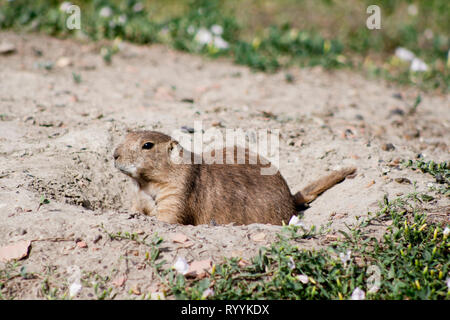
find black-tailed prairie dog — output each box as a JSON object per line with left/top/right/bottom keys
{"left": 113, "top": 131, "right": 356, "bottom": 225}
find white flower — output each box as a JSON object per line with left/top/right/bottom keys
{"left": 410, "top": 58, "right": 428, "bottom": 72}
{"left": 118, "top": 14, "right": 127, "bottom": 25}
{"left": 424, "top": 29, "right": 434, "bottom": 40}
{"left": 351, "top": 287, "right": 366, "bottom": 300}
{"left": 288, "top": 257, "right": 295, "bottom": 270}
{"left": 296, "top": 275, "right": 309, "bottom": 284}
{"left": 187, "top": 25, "right": 196, "bottom": 35}
{"left": 213, "top": 36, "right": 229, "bottom": 49}
{"left": 60, "top": 2, "right": 72, "bottom": 12}
{"left": 173, "top": 256, "right": 189, "bottom": 275}
{"left": 339, "top": 250, "right": 352, "bottom": 266}
{"left": 160, "top": 27, "right": 169, "bottom": 36}
{"left": 395, "top": 47, "right": 415, "bottom": 62}
{"left": 195, "top": 28, "right": 213, "bottom": 45}
{"left": 99, "top": 6, "right": 113, "bottom": 18}
{"left": 211, "top": 24, "right": 223, "bottom": 35}
{"left": 132, "top": 2, "right": 144, "bottom": 13}
{"left": 194, "top": 28, "right": 229, "bottom": 50}
{"left": 407, "top": 4, "right": 418, "bottom": 16}
{"left": 443, "top": 227, "right": 450, "bottom": 237}
{"left": 446, "top": 278, "right": 450, "bottom": 290}
{"left": 447, "top": 50, "right": 450, "bottom": 68}
{"left": 202, "top": 288, "right": 214, "bottom": 299}
{"left": 289, "top": 215, "right": 304, "bottom": 227}
{"left": 69, "top": 282, "right": 82, "bottom": 298}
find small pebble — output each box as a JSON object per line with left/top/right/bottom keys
{"left": 435, "top": 174, "right": 445, "bottom": 184}
{"left": 181, "top": 126, "right": 195, "bottom": 134}
{"left": 76, "top": 241, "right": 88, "bottom": 248}
{"left": 381, "top": 143, "right": 395, "bottom": 151}
{"left": 395, "top": 177, "right": 411, "bottom": 184}
{"left": 17, "top": 228, "right": 27, "bottom": 235}
{"left": 389, "top": 108, "right": 405, "bottom": 117}
{"left": 0, "top": 42, "right": 16, "bottom": 55}
{"left": 403, "top": 129, "right": 420, "bottom": 140}
{"left": 392, "top": 93, "right": 403, "bottom": 100}
{"left": 92, "top": 235, "right": 102, "bottom": 244}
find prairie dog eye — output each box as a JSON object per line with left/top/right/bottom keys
{"left": 142, "top": 142, "right": 154, "bottom": 150}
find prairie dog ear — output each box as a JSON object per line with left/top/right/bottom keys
{"left": 167, "top": 140, "right": 179, "bottom": 152}
{"left": 168, "top": 140, "right": 183, "bottom": 164}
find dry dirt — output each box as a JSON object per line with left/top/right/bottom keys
{"left": 0, "top": 31, "right": 449, "bottom": 299}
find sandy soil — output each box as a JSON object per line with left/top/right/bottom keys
{"left": 0, "top": 31, "right": 448, "bottom": 299}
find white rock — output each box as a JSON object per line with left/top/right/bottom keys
{"left": 0, "top": 42, "right": 16, "bottom": 54}
{"left": 56, "top": 57, "right": 72, "bottom": 68}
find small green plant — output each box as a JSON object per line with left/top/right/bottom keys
{"left": 72, "top": 72, "right": 82, "bottom": 84}
{"left": 403, "top": 160, "right": 449, "bottom": 195}
{"left": 40, "top": 195, "right": 50, "bottom": 204}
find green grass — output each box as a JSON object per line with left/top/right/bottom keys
{"left": 0, "top": 0, "right": 448, "bottom": 91}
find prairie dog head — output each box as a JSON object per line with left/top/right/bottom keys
{"left": 113, "top": 131, "right": 179, "bottom": 182}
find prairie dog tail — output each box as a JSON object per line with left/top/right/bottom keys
{"left": 293, "top": 167, "right": 356, "bottom": 206}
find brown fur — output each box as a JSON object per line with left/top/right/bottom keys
{"left": 113, "top": 131, "right": 356, "bottom": 225}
